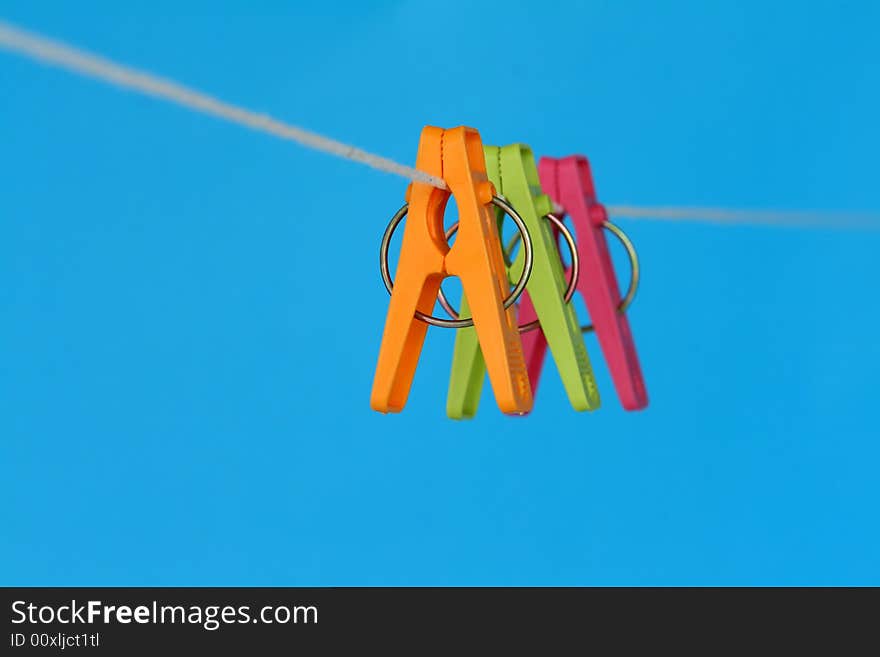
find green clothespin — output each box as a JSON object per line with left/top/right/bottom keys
{"left": 446, "top": 144, "right": 600, "bottom": 418}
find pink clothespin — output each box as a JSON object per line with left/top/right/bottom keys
{"left": 519, "top": 156, "right": 648, "bottom": 410}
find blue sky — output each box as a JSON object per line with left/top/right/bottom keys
{"left": 1, "top": 1, "right": 879, "bottom": 584}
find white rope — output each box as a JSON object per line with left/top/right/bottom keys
{"left": 606, "top": 205, "right": 880, "bottom": 229}
{"left": 0, "top": 19, "right": 447, "bottom": 190}
{"left": 2, "top": 18, "right": 879, "bottom": 229}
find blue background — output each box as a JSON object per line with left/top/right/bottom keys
{"left": 2, "top": 1, "right": 878, "bottom": 585}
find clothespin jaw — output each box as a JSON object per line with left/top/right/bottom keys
{"left": 371, "top": 126, "right": 532, "bottom": 415}
{"left": 447, "top": 144, "right": 600, "bottom": 419}
{"left": 532, "top": 155, "right": 648, "bottom": 410}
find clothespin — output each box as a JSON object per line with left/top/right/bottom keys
{"left": 446, "top": 144, "right": 600, "bottom": 418}
{"left": 371, "top": 126, "right": 533, "bottom": 415}
{"left": 520, "top": 156, "right": 648, "bottom": 410}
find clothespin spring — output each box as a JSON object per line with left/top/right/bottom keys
{"left": 580, "top": 221, "right": 640, "bottom": 334}
{"left": 379, "top": 195, "right": 534, "bottom": 329}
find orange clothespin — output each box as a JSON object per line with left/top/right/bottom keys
{"left": 371, "top": 126, "right": 533, "bottom": 415}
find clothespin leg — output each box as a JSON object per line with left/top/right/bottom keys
{"left": 508, "top": 236, "right": 600, "bottom": 411}
{"left": 370, "top": 265, "right": 444, "bottom": 413}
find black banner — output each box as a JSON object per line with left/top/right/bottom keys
{"left": 1, "top": 587, "right": 875, "bottom": 653}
